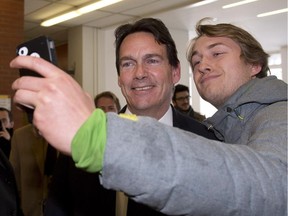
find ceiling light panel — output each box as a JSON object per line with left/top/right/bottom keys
{"left": 222, "top": 0, "right": 258, "bottom": 9}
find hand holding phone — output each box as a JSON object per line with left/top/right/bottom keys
{"left": 15, "top": 36, "right": 58, "bottom": 122}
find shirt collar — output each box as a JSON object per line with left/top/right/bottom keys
{"left": 125, "top": 105, "right": 173, "bottom": 126}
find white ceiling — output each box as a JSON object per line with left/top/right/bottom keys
{"left": 24, "top": 0, "right": 287, "bottom": 53}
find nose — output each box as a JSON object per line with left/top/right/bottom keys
{"left": 198, "top": 58, "right": 211, "bottom": 74}
{"left": 134, "top": 63, "right": 147, "bottom": 80}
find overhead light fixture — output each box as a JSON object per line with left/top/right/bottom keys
{"left": 41, "top": 0, "right": 122, "bottom": 27}
{"left": 222, "top": 0, "right": 258, "bottom": 9}
{"left": 257, "top": 8, "right": 288, "bottom": 17}
{"left": 190, "top": 0, "right": 218, "bottom": 8}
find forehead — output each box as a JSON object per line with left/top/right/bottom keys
{"left": 120, "top": 32, "right": 166, "bottom": 56}
{"left": 176, "top": 91, "right": 189, "bottom": 96}
{"left": 193, "top": 36, "right": 240, "bottom": 53}
{"left": 97, "top": 97, "right": 115, "bottom": 105}
{"left": 0, "top": 110, "right": 9, "bottom": 119}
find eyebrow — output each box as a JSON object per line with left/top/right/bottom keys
{"left": 119, "top": 56, "right": 135, "bottom": 62}
{"left": 191, "top": 42, "right": 226, "bottom": 58}
{"left": 144, "top": 53, "right": 163, "bottom": 59}
{"left": 120, "top": 53, "right": 163, "bottom": 62}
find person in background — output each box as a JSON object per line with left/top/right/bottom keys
{"left": 10, "top": 120, "right": 55, "bottom": 216}
{"left": 114, "top": 18, "right": 217, "bottom": 216}
{"left": 0, "top": 108, "right": 23, "bottom": 216}
{"left": 0, "top": 148, "right": 23, "bottom": 216}
{"left": 44, "top": 91, "right": 121, "bottom": 215}
{"left": 94, "top": 91, "right": 121, "bottom": 113}
{"left": 172, "top": 84, "right": 206, "bottom": 122}
{"left": 0, "top": 107, "right": 14, "bottom": 158}
{"left": 10, "top": 18, "right": 287, "bottom": 216}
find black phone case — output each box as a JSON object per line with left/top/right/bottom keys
{"left": 15, "top": 36, "right": 57, "bottom": 123}
{"left": 16, "top": 35, "right": 57, "bottom": 77}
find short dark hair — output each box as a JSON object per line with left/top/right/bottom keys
{"left": 94, "top": 91, "right": 121, "bottom": 112}
{"left": 114, "top": 17, "right": 179, "bottom": 75}
{"left": 0, "top": 107, "right": 13, "bottom": 122}
{"left": 187, "top": 18, "right": 269, "bottom": 78}
{"left": 172, "top": 84, "right": 189, "bottom": 101}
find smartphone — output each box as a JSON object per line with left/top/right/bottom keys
{"left": 16, "top": 35, "right": 57, "bottom": 77}
{"left": 16, "top": 36, "right": 58, "bottom": 122}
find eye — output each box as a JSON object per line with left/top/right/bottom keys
{"left": 192, "top": 61, "right": 200, "bottom": 68}
{"left": 213, "top": 52, "right": 223, "bottom": 57}
{"left": 18, "top": 46, "right": 28, "bottom": 56}
{"left": 146, "top": 57, "right": 159, "bottom": 64}
{"left": 191, "top": 56, "right": 201, "bottom": 68}
{"left": 120, "top": 60, "right": 135, "bottom": 69}
{"left": 191, "top": 55, "right": 202, "bottom": 69}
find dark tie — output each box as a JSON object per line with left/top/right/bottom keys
{"left": 44, "top": 144, "right": 57, "bottom": 176}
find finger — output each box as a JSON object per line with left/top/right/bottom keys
{"left": 10, "top": 56, "right": 62, "bottom": 78}
{"left": 13, "top": 89, "right": 38, "bottom": 109}
{"left": 12, "top": 76, "right": 46, "bottom": 92}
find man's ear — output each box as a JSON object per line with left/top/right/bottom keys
{"left": 118, "top": 77, "right": 121, "bottom": 87}
{"left": 172, "top": 63, "right": 181, "bottom": 84}
{"left": 251, "top": 64, "right": 262, "bottom": 77}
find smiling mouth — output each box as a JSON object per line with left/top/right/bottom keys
{"left": 132, "top": 86, "right": 154, "bottom": 91}
{"left": 201, "top": 75, "right": 219, "bottom": 84}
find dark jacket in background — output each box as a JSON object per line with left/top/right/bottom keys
{"left": 0, "top": 149, "right": 23, "bottom": 216}
{"left": 44, "top": 153, "right": 115, "bottom": 216}
{"left": 0, "top": 128, "right": 13, "bottom": 158}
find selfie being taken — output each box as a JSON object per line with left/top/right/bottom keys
{"left": 1, "top": 0, "right": 287, "bottom": 216}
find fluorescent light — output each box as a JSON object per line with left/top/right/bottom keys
{"left": 190, "top": 0, "right": 218, "bottom": 8}
{"left": 41, "top": 0, "right": 122, "bottom": 27}
{"left": 78, "top": 0, "right": 122, "bottom": 14}
{"left": 41, "top": 11, "right": 81, "bottom": 27}
{"left": 257, "top": 8, "right": 288, "bottom": 17}
{"left": 222, "top": 0, "right": 258, "bottom": 9}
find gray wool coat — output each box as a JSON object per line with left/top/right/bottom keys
{"left": 101, "top": 76, "right": 287, "bottom": 216}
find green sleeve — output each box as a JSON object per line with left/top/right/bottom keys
{"left": 71, "top": 109, "right": 107, "bottom": 172}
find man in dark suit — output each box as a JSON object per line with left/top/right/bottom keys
{"left": 115, "top": 18, "right": 217, "bottom": 216}
{"left": 0, "top": 142, "right": 23, "bottom": 216}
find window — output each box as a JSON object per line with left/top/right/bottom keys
{"left": 269, "top": 53, "right": 282, "bottom": 80}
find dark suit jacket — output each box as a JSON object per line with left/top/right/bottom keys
{"left": 0, "top": 128, "right": 13, "bottom": 158}
{"left": 0, "top": 149, "right": 23, "bottom": 216}
{"left": 121, "top": 105, "right": 218, "bottom": 216}
{"left": 44, "top": 153, "right": 116, "bottom": 216}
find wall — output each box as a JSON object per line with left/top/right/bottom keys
{"left": 56, "top": 43, "right": 68, "bottom": 72}
{"left": 0, "top": 0, "right": 26, "bottom": 129}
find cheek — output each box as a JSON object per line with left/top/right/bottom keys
{"left": 118, "top": 75, "right": 128, "bottom": 88}
{"left": 193, "top": 72, "right": 200, "bottom": 85}
{"left": 162, "top": 70, "right": 177, "bottom": 85}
